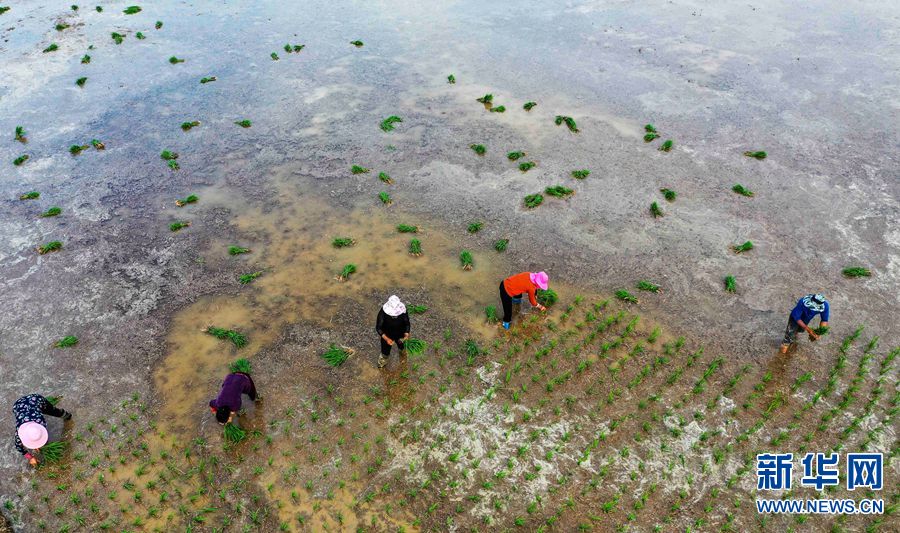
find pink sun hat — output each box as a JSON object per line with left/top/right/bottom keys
{"left": 530, "top": 271, "right": 549, "bottom": 290}
{"left": 17, "top": 422, "right": 48, "bottom": 450}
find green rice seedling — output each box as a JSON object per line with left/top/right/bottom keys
{"left": 658, "top": 139, "right": 673, "bottom": 152}
{"left": 378, "top": 191, "right": 392, "bottom": 205}
{"left": 545, "top": 185, "right": 574, "bottom": 198}
{"left": 55, "top": 336, "right": 78, "bottom": 348}
{"left": 70, "top": 5, "right": 77, "bottom": 10}
{"left": 332, "top": 237, "right": 355, "bottom": 248}
{"left": 489, "top": 105, "right": 506, "bottom": 113}
{"left": 181, "top": 121, "right": 200, "bottom": 131}
{"left": 459, "top": 250, "right": 473, "bottom": 270}
{"left": 811, "top": 326, "right": 829, "bottom": 336}
{"left": 223, "top": 424, "right": 246, "bottom": 444}
{"left": 524, "top": 193, "right": 543, "bottom": 208}
{"left": 350, "top": 40, "right": 364, "bottom": 47}
{"left": 228, "top": 246, "right": 250, "bottom": 255}
{"left": 13, "top": 155, "right": 29, "bottom": 166}
{"left": 378, "top": 172, "right": 393, "bottom": 184}
{"left": 135, "top": 32, "right": 145, "bottom": 40}
{"left": 229, "top": 358, "right": 252, "bottom": 374}
{"left": 283, "top": 44, "right": 292, "bottom": 53}
{"left": 321, "top": 344, "right": 352, "bottom": 366}
{"left": 205, "top": 326, "right": 248, "bottom": 348}
{"left": 447, "top": 74, "right": 456, "bottom": 84}
{"left": 45, "top": 396, "right": 60, "bottom": 406}
{"left": 636, "top": 280, "right": 660, "bottom": 293}
{"left": 524, "top": 101, "right": 537, "bottom": 111}
{"left": 408, "top": 238, "right": 422, "bottom": 256}
{"left": 155, "top": 21, "right": 163, "bottom": 29}
{"left": 519, "top": 161, "right": 536, "bottom": 172}
{"left": 732, "top": 241, "right": 753, "bottom": 254}
{"left": 476, "top": 94, "right": 493, "bottom": 104}
{"left": 571, "top": 169, "right": 590, "bottom": 179}
{"left": 660, "top": 188, "right": 676, "bottom": 201}
{"left": 351, "top": 165, "right": 369, "bottom": 174}
{"left": 160, "top": 150, "right": 177, "bottom": 161}
{"left": 470, "top": 144, "right": 486, "bottom": 155}
{"left": 235, "top": 119, "right": 252, "bottom": 128}
{"left": 41, "top": 442, "right": 66, "bottom": 463}
{"left": 14, "top": 125, "right": 26, "bottom": 142}
{"left": 507, "top": 151, "right": 525, "bottom": 161}
{"left": 43, "top": 43, "right": 59, "bottom": 53}
{"left": 123, "top": 6, "right": 141, "bottom": 14}
{"left": 615, "top": 289, "right": 638, "bottom": 303}
{"left": 397, "top": 224, "right": 418, "bottom": 234}
{"left": 95, "top": 6, "right": 102, "bottom": 12}
{"left": 842, "top": 267, "right": 871, "bottom": 278}
{"left": 81, "top": 54, "right": 90, "bottom": 64}
{"left": 38, "top": 241, "right": 63, "bottom": 254}
{"left": 405, "top": 338, "right": 426, "bottom": 355}
{"left": 494, "top": 238, "right": 509, "bottom": 252}
{"left": 724, "top": 275, "right": 736, "bottom": 293}
{"left": 292, "top": 44, "right": 305, "bottom": 52}
{"left": 56, "top": 23, "right": 70, "bottom": 31}
{"left": 169, "top": 221, "right": 190, "bottom": 232}
{"left": 380, "top": 115, "right": 403, "bottom": 132}
{"left": 645, "top": 124, "right": 657, "bottom": 133}
{"left": 732, "top": 184, "right": 754, "bottom": 197}
{"left": 554, "top": 115, "right": 578, "bottom": 132}
{"left": 90, "top": 139, "right": 105, "bottom": 149}
{"left": 167, "top": 160, "right": 179, "bottom": 170}
{"left": 537, "top": 288, "right": 558, "bottom": 307}
{"left": 200, "top": 76, "right": 217, "bottom": 83}
{"left": 0, "top": 6, "right": 10, "bottom": 15}
{"left": 20, "top": 191, "right": 40, "bottom": 200}
{"left": 407, "top": 304, "right": 427, "bottom": 314}
{"left": 743, "top": 151, "right": 767, "bottom": 159}
{"left": 650, "top": 202, "right": 664, "bottom": 218}
{"left": 111, "top": 33, "right": 124, "bottom": 45}
{"left": 70, "top": 144, "right": 88, "bottom": 155}
{"left": 467, "top": 221, "right": 483, "bottom": 233}
{"left": 41, "top": 207, "right": 62, "bottom": 218}
{"left": 337, "top": 264, "right": 356, "bottom": 281}
{"left": 643, "top": 132, "right": 660, "bottom": 142}
{"left": 239, "top": 271, "right": 263, "bottom": 285}
{"left": 485, "top": 306, "right": 499, "bottom": 323}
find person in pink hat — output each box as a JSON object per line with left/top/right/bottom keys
{"left": 375, "top": 295, "right": 411, "bottom": 368}
{"left": 12, "top": 394, "right": 72, "bottom": 466}
{"left": 499, "top": 271, "right": 549, "bottom": 329}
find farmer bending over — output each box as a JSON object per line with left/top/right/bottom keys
{"left": 13, "top": 394, "right": 72, "bottom": 467}
{"left": 780, "top": 293, "right": 830, "bottom": 354}
{"left": 209, "top": 369, "right": 259, "bottom": 425}
{"left": 376, "top": 295, "right": 410, "bottom": 368}
{"left": 499, "top": 271, "right": 548, "bottom": 330}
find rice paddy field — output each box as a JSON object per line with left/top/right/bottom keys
{"left": 1, "top": 1, "right": 898, "bottom": 532}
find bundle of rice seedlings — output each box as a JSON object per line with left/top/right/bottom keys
{"left": 169, "top": 221, "right": 190, "bottom": 232}
{"left": 168, "top": 159, "right": 179, "bottom": 169}
{"left": 54, "top": 336, "right": 78, "bottom": 348}
{"left": 135, "top": 32, "right": 145, "bottom": 40}
{"left": 537, "top": 288, "right": 558, "bottom": 307}
{"left": 96, "top": 6, "right": 103, "bottom": 12}
{"left": 447, "top": 74, "right": 456, "bottom": 84}
{"left": 615, "top": 289, "right": 638, "bottom": 303}
{"left": 70, "top": 5, "right": 77, "bottom": 10}
{"left": 200, "top": 76, "right": 217, "bottom": 84}
{"left": 507, "top": 151, "right": 526, "bottom": 161}
{"left": 321, "top": 344, "right": 352, "bottom": 366}
{"left": 14, "top": 126, "right": 26, "bottom": 143}
{"left": 407, "top": 304, "right": 427, "bottom": 314}
{"left": 13, "top": 155, "right": 29, "bottom": 166}
{"left": 205, "top": 326, "right": 247, "bottom": 348}
{"left": 724, "top": 275, "right": 736, "bottom": 293}
{"left": 644, "top": 132, "right": 660, "bottom": 142}
{"left": 40, "top": 207, "right": 62, "bottom": 218}
{"left": 380, "top": 116, "right": 402, "bottom": 132}
{"left": 554, "top": 115, "right": 578, "bottom": 132}
{"left": 408, "top": 238, "right": 422, "bottom": 257}
{"left": 81, "top": 55, "right": 90, "bottom": 64}
{"left": 636, "top": 280, "right": 660, "bottom": 293}
{"left": 229, "top": 358, "right": 252, "bottom": 374}
{"left": 545, "top": 185, "right": 574, "bottom": 198}
{"left": 841, "top": 267, "right": 871, "bottom": 278}
{"left": 467, "top": 221, "right": 483, "bottom": 233}
{"left": 0, "top": 6, "right": 10, "bottom": 15}
{"left": 397, "top": 224, "right": 418, "bottom": 233}
{"left": 459, "top": 250, "right": 473, "bottom": 270}
{"left": 20, "top": 191, "right": 40, "bottom": 200}
{"left": 181, "top": 121, "right": 200, "bottom": 131}
{"left": 238, "top": 271, "right": 263, "bottom": 285}
{"left": 650, "top": 202, "right": 664, "bottom": 218}
{"left": 732, "top": 241, "right": 753, "bottom": 254}
{"left": 45, "top": 396, "right": 60, "bottom": 405}
{"left": 476, "top": 94, "right": 493, "bottom": 104}
{"left": 332, "top": 237, "right": 355, "bottom": 248}
{"left": 337, "top": 264, "right": 356, "bottom": 281}
{"left": 234, "top": 119, "right": 252, "bottom": 128}
{"left": 494, "top": 238, "right": 509, "bottom": 252}
{"left": 270, "top": 52, "right": 280, "bottom": 60}
{"left": 350, "top": 165, "right": 369, "bottom": 174}
{"left": 155, "top": 21, "right": 163, "bottom": 29}
{"left": 123, "top": 6, "right": 141, "bottom": 14}
{"left": 518, "top": 161, "right": 536, "bottom": 172}
{"left": 38, "top": 241, "right": 63, "bottom": 254}
{"left": 470, "top": 144, "right": 486, "bottom": 155}
{"left": 160, "top": 150, "right": 178, "bottom": 161}
{"left": 405, "top": 338, "right": 426, "bottom": 355}
{"left": 41, "top": 441, "right": 66, "bottom": 463}
{"left": 90, "top": 139, "right": 105, "bottom": 149}
{"left": 571, "top": 169, "right": 590, "bottom": 179}
{"left": 228, "top": 246, "right": 251, "bottom": 255}
{"left": 743, "top": 151, "right": 767, "bottom": 159}
{"left": 524, "top": 193, "right": 543, "bottom": 208}
{"left": 489, "top": 105, "right": 506, "bottom": 113}
{"left": 175, "top": 194, "right": 198, "bottom": 207}
{"left": 111, "top": 32, "right": 124, "bottom": 45}
{"left": 523, "top": 101, "right": 537, "bottom": 111}
{"left": 660, "top": 188, "right": 676, "bottom": 202}
{"left": 223, "top": 423, "right": 246, "bottom": 444}
{"left": 378, "top": 191, "right": 392, "bottom": 205}
{"left": 69, "top": 144, "right": 88, "bottom": 155}
{"left": 350, "top": 40, "right": 364, "bottom": 47}
{"left": 644, "top": 124, "right": 657, "bottom": 133}
{"left": 485, "top": 306, "right": 499, "bottom": 323}
{"left": 658, "top": 140, "right": 673, "bottom": 152}
{"left": 378, "top": 172, "right": 393, "bottom": 184}
{"left": 811, "top": 326, "right": 829, "bottom": 336}
{"left": 732, "top": 184, "right": 754, "bottom": 197}
{"left": 43, "top": 43, "right": 59, "bottom": 53}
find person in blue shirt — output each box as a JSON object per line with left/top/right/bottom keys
{"left": 780, "top": 293, "right": 830, "bottom": 353}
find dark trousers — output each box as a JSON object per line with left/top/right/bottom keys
{"left": 380, "top": 336, "right": 405, "bottom": 356}
{"left": 42, "top": 402, "right": 68, "bottom": 419}
{"left": 500, "top": 282, "right": 514, "bottom": 323}
{"left": 782, "top": 319, "right": 801, "bottom": 345}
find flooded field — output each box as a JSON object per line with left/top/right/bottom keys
{"left": 1, "top": 1, "right": 898, "bottom": 532}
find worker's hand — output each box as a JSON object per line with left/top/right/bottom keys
{"left": 538, "top": 305, "right": 547, "bottom": 312}
{"left": 254, "top": 396, "right": 263, "bottom": 403}
{"left": 28, "top": 457, "right": 38, "bottom": 467}
{"left": 384, "top": 336, "right": 393, "bottom": 346}
{"left": 809, "top": 332, "right": 820, "bottom": 341}
{"left": 403, "top": 333, "right": 410, "bottom": 340}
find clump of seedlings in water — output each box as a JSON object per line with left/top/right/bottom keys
{"left": 56, "top": 23, "right": 70, "bottom": 31}
{"left": 351, "top": 165, "right": 369, "bottom": 174}
{"left": 270, "top": 52, "right": 279, "bottom": 60}
{"left": 205, "top": 326, "right": 248, "bottom": 348}
{"left": 239, "top": 271, "right": 263, "bottom": 285}
{"left": 38, "top": 241, "right": 63, "bottom": 254}
{"left": 489, "top": 105, "right": 506, "bottom": 113}
{"left": 20, "top": 191, "right": 40, "bottom": 200}
{"left": 0, "top": 6, "right": 10, "bottom": 15}
{"left": 732, "top": 184, "right": 754, "bottom": 197}
{"left": 123, "top": 6, "right": 141, "bottom": 14}
{"left": 615, "top": 289, "right": 638, "bottom": 303}
{"left": 397, "top": 224, "right": 418, "bottom": 233}
{"left": 408, "top": 238, "right": 422, "bottom": 257}
{"left": 524, "top": 101, "right": 537, "bottom": 111}
{"left": 378, "top": 191, "right": 392, "bottom": 205}
{"left": 223, "top": 423, "right": 246, "bottom": 444}
{"left": 554, "top": 115, "right": 578, "bottom": 132}
{"left": 81, "top": 54, "right": 90, "bottom": 64}
{"left": 571, "top": 169, "right": 590, "bottom": 179}
{"left": 160, "top": 150, "right": 178, "bottom": 170}
{"left": 378, "top": 172, "right": 393, "bottom": 184}
{"left": 447, "top": 74, "right": 456, "bottom": 84}
{"left": 380, "top": 115, "right": 403, "bottom": 132}
{"left": 724, "top": 275, "right": 736, "bottom": 293}
{"left": 732, "top": 241, "right": 754, "bottom": 254}
{"left": 55, "top": 336, "right": 78, "bottom": 348}
{"left": 181, "top": 121, "right": 200, "bottom": 131}
{"left": 96, "top": 6, "right": 103, "bottom": 12}
{"left": 524, "top": 193, "right": 543, "bottom": 208}
{"left": 234, "top": 119, "right": 252, "bottom": 128}
{"left": 476, "top": 94, "right": 493, "bottom": 104}
{"left": 169, "top": 221, "right": 190, "bottom": 232}
{"left": 90, "top": 139, "right": 104, "bottom": 150}
{"left": 111, "top": 33, "right": 124, "bottom": 45}
{"left": 70, "top": 144, "right": 88, "bottom": 155}
{"left": 645, "top": 124, "right": 657, "bottom": 133}
{"left": 43, "top": 43, "right": 59, "bottom": 53}
{"left": 470, "top": 144, "right": 486, "bottom": 155}
{"left": 228, "top": 246, "right": 251, "bottom": 255}
{"left": 459, "top": 250, "right": 473, "bottom": 270}
{"left": 658, "top": 139, "right": 673, "bottom": 152}
{"left": 15, "top": 126, "right": 26, "bottom": 143}
{"left": 545, "top": 185, "right": 574, "bottom": 198}
{"left": 155, "top": 21, "right": 163, "bottom": 29}
{"left": 537, "top": 288, "right": 558, "bottom": 306}
{"left": 467, "top": 221, "right": 483, "bottom": 233}
{"left": 350, "top": 40, "right": 364, "bottom": 47}
{"left": 337, "top": 264, "right": 356, "bottom": 281}
{"left": 660, "top": 188, "right": 676, "bottom": 202}
{"left": 636, "top": 280, "right": 660, "bottom": 293}
{"left": 519, "top": 161, "right": 536, "bottom": 172}
{"left": 175, "top": 194, "right": 198, "bottom": 207}
{"left": 41, "top": 207, "right": 62, "bottom": 218}
{"left": 200, "top": 76, "right": 217, "bottom": 84}
{"left": 283, "top": 43, "right": 305, "bottom": 53}
{"left": 842, "top": 267, "right": 871, "bottom": 278}
{"left": 135, "top": 32, "right": 145, "bottom": 40}
{"left": 13, "top": 155, "right": 29, "bottom": 166}
{"left": 743, "top": 151, "right": 767, "bottom": 159}
{"left": 331, "top": 237, "right": 355, "bottom": 248}
{"left": 650, "top": 202, "right": 664, "bottom": 218}
{"left": 507, "top": 151, "right": 525, "bottom": 161}
{"left": 494, "top": 238, "right": 509, "bottom": 252}
{"left": 644, "top": 124, "right": 660, "bottom": 142}
{"left": 322, "top": 344, "right": 352, "bottom": 366}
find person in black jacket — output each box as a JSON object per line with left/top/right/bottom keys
{"left": 375, "top": 295, "right": 411, "bottom": 368}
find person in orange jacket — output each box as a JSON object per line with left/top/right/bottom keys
{"left": 499, "top": 271, "right": 548, "bottom": 329}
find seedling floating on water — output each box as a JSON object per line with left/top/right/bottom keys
{"left": 239, "top": 271, "right": 263, "bottom": 285}
{"left": 650, "top": 202, "right": 664, "bottom": 218}
{"left": 155, "top": 21, "right": 163, "bottom": 29}
{"left": 537, "top": 288, "right": 558, "bottom": 307}
{"left": 732, "top": 241, "right": 754, "bottom": 254}
{"left": 524, "top": 101, "right": 537, "bottom": 111}
{"left": 459, "top": 250, "right": 473, "bottom": 270}
{"left": 724, "top": 275, "right": 736, "bottom": 293}
{"left": 351, "top": 165, "right": 369, "bottom": 174}
{"left": 660, "top": 188, "right": 676, "bottom": 201}
{"left": 38, "top": 241, "right": 63, "bottom": 254}
{"left": 467, "top": 221, "right": 483, "bottom": 233}
{"left": 397, "top": 224, "right": 418, "bottom": 233}
{"left": 489, "top": 105, "right": 506, "bottom": 113}
{"left": 524, "top": 193, "right": 543, "bottom": 208}
{"left": 408, "top": 238, "right": 422, "bottom": 257}
{"left": 284, "top": 43, "right": 305, "bottom": 53}
{"left": 81, "top": 54, "right": 90, "bottom": 64}
{"left": 123, "top": 6, "right": 141, "bottom": 14}
{"left": 111, "top": 33, "right": 124, "bottom": 45}
{"left": 507, "top": 151, "right": 526, "bottom": 161}
{"left": 90, "top": 139, "right": 105, "bottom": 150}
{"left": 519, "top": 161, "right": 536, "bottom": 172}
{"left": 235, "top": 119, "right": 252, "bottom": 128}
{"left": 378, "top": 191, "right": 392, "bottom": 205}
{"left": 200, "top": 76, "right": 217, "bottom": 84}
{"left": 337, "top": 264, "right": 356, "bottom": 281}
{"left": 378, "top": 172, "right": 393, "bottom": 184}
{"left": 43, "top": 43, "right": 59, "bottom": 53}
{"left": 206, "top": 326, "right": 248, "bottom": 348}
{"left": 658, "top": 139, "right": 673, "bottom": 152}
{"left": 331, "top": 237, "right": 355, "bottom": 248}
{"left": 41, "top": 207, "right": 62, "bottom": 218}
{"left": 160, "top": 150, "right": 178, "bottom": 161}
{"left": 228, "top": 246, "right": 251, "bottom": 255}
{"left": 554, "top": 115, "right": 578, "bottom": 132}
{"left": 494, "top": 238, "right": 509, "bottom": 252}
{"left": 571, "top": 169, "right": 590, "bottom": 179}
{"left": 842, "top": 267, "right": 871, "bottom": 278}
{"left": 644, "top": 132, "right": 660, "bottom": 142}
{"left": 270, "top": 51, "right": 280, "bottom": 60}
{"left": 322, "top": 344, "right": 352, "bottom": 366}
{"left": 175, "top": 194, "right": 198, "bottom": 207}
{"left": 20, "top": 191, "right": 40, "bottom": 200}
{"left": 223, "top": 423, "right": 246, "bottom": 444}
{"left": 0, "top": 6, "right": 10, "bottom": 15}
{"left": 615, "top": 289, "right": 638, "bottom": 303}
{"left": 350, "top": 40, "right": 364, "bottom": 47}
{"left": 645, "top": 124, "right": 657, "bottom": 133}
{"left": 55, "top": 336, "right": 78, "bottom": 348}
{"left": 13, "top": 155, "right": 29, "bottom": 166}
{"left": 447, "top": 74, "right": 456, "bottom": 84}
{"left": 470, "top": 144, "right": 486, "bottom": 155}
{"left": 732, "top": 184, "right": 754, "bottom": 197}
{"left": 168, "top": 56, "right": 185, "bottom": 64}
{"left": 636, "top": 280, "right": 660, "bottom": 293}
{"left": 181, "top": 121, "right": 200, "bottom": 131}
{"left": 380, "top": 115, "right": 403, "bottom": 132}
{"left": 743, "top": 151, "right": 767, "bottom": 159}
{"left": 545, "top": 185, "right": 574, "bottom": 198}
{"left": 476, "top": 94, "right": 493, "bottom": 104}
{"left": 70, "top": 144, "right": 89, "bottom": 155}
{"left": 135, "top": 32, "right": 145, "bottom": 40}
{"left": 14, "top": 126, "right": 26, "bottom": 143}
{"left": 167, "top": 160, "right": 179, "bottom": 170}
{"left": 56, "top": 23, "right": 70, "bottom": 31}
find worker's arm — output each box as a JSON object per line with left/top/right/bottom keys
{"left": 527, "top": 288, "right": 546, "bottom": 311}
{"left": 375, "top": 310, "right": 384, "bottom": 336}
{"left": 797, "top": 319, "right": 819, "bottom": 340}
{"left": 244, "top": 375, "right": 258, "bottom": 401}
{"left": 402, "top": 313, "right": 410, "bottom": 339}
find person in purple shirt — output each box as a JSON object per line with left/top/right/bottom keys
{"left": 780, "top": 293, "right": 830, "bottom": 354}
{"left": 208, "top": 371, "right": 259, "bottom": 424}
